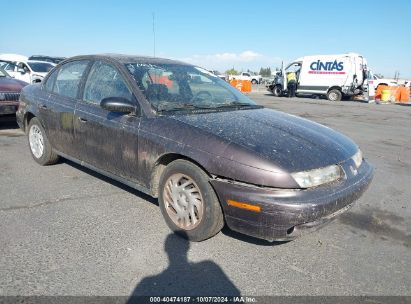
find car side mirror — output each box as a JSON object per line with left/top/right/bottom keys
{"left": 100, "top": 97, "right": 136, "bottom": 114}
{"left": 18, "top": 68, "right": 26, "bottom": 74}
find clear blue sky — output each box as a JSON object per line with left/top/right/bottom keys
{"left": 2, "top": 0, "right": 410, "bottom": 78}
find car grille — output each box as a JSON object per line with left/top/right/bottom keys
{"left": 0, "top": 92, "right": 20, "bottom": 102}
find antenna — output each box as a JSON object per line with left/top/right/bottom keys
{"left": 152, "top": 12, "right": 156, "bottom": 57}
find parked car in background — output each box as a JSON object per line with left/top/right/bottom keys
{"left": 0, "top": 67, "right": 28, "bottom": 115}
{"left": 366, "top": 70, "right": 398, "bottom": 89}
{"left": 209, "top": 70, "right": 227, "bottom": 81}
{"left": 29, "top": 55, "right": 66, "bottom": 64}
{"left": 229, "top": 72, "right": 262, "bottom": 84}
{"left": 17, "top": 54, "right": 373, "bottom": 242}
{"left": 1, "top": 60, "right": 55, "bottom": 84}
{"left": 261, "top": 76, "right": 275, "bottom": 85}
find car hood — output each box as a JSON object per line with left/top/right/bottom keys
{"left": 170, "top": 108, "right": 358, "bottom": 173}
{"left": 0, "top": 77, "right": 29, "bottom": 91}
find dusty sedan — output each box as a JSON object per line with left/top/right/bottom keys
{"left": 16, "top": 54, "right": 374, "bottom": 242}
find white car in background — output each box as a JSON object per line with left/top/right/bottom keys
{"left": 366, "top": 70, "right": 398, "bottom": 89}
{"left": 229, "top": 72, "right": 262, "bottom": 84}
{"left": 0, "top": 60, "right": 55, "bottom": 84}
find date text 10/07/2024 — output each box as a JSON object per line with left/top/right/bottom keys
{"left": 148, "top": 296, "right": 257, "bottom": 303}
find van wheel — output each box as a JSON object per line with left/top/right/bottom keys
{"left": 251, "top": 79, "right": 258, "bottom": 85}
{"left": 273, "top": 85, "right": 283, "bottom": 97}
{"left": 327, "top": 89, "right": 342, "bottom": 101}
{"left": 158, "top": 160, "right": 224, "bottom": 241}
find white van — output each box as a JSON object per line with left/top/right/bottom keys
{"left": 269, "top": 53, "right": 368, "bottom": 101}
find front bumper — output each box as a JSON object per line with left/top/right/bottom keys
{"left": 0, "top": 101, "right": 19, "bottom": 115}
{"left": 210, "top": 160, "right": 374, "bottom": 241}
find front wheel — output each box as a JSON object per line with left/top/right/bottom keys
{"left": 158, "top": 160, "right": 224, "bottom": 241}
{"left": 327, "top": 89, "right": 342, "bottom": 101}
{"left": 273, "top": 85, "right": 283, "bottom": 97}
{"left": 251, "top": 79, "right": 258, "bottom": 85}
{"left": 27, "top": 117, "right": 59, "bottom": 165}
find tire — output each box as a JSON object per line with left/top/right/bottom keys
{"left": 273, "top": 85, "right": 282, "bottom": 97}
{"left": 158, "top": 159, "right": 224, "bottom": 241}
{"left": 251, "top": 79, "right": 258, "bottom": 85}
{"left": 27, "top": 117, "right": 59, "bottom": 166}
{"left": 327, "top": 89, "right": 342, "bottom": 101}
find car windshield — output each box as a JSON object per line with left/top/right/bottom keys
{"left": 125, "top": 63, "right": 261, "bottom": 113}
{"left": 27, "top": 62, "right": 54, "bottom": 73}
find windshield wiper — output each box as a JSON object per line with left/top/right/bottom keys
{"left": 212, "top": 102, "right": 263, "bottom": 109}
{"left": 156, "top": 103, "right": 214, "bottom": 112}
{"left": 156, "top": 101, "right": 263, "bottom": 113}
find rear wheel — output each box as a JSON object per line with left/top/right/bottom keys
{"left": 27, "top": 117, "right": 59, "bottom": 165}
{"left": 327, "top": 89, "right": 342, "bottom": 101}
{"left": 158, "top": 160, "right": 224, "bottom": 241}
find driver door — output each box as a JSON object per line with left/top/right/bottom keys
{"left": 18, "top": 63, "right": 32, "bottom": 83}
{"left": 73, "top": 60, "right": 142, "bottom": 183}
{"left": 3, "top": 62, "right": 23, "bottom": 82}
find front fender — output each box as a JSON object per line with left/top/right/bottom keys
{"left": 138, "top": 129, "right": 298, "bottom": 190}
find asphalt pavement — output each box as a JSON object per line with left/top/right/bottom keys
{"left": 0, "top": 93, "right": 410, "bottom": 296}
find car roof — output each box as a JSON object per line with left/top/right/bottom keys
{"left": 0, "top": 53, "right": 28, "bottom": 62}
{"left": 29, "top": 55, "right": 65, "bottom": 59}
{"left": 65, "top": 54, "right": 190, "bottom": 66}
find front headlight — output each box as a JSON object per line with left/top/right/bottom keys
{"left": 351, "top": 149, "right": 363, "bottom": 168}
{"left": 291, "top": 164, "right": 342, "bottom": 188}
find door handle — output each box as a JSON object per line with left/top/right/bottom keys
{"left": 40, "top": 104, "right": 48, "bottom": 109}
{"left": 78, "top": 117, "right": 88, "bottom": 123}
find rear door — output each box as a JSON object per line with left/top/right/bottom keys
{"left": 44, "top": 60, "right": 91, "bottom": 157}
{"left": 73, "top": 60, "right": 141, "bottom": 182}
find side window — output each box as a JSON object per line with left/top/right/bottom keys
{"left": 4, "top": 62, "right": 16, "bottom": 72}
{"left": 53, "top": 61, "right": 89, "bottom": 99}
{"left": 45, "top": 70, "right": 58, "bottom": 92}
{"left": 18, "top": 63, "right": 30, "bottom": 73}
{"left": 83, "top": 61, "right": 132, "bottom": 104}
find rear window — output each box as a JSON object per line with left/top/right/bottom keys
{"left": 28, "top": 62, "right": 54, "bottom": 73}
{"left": 53, "top": 61, "right": 89, "bottom": 99}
